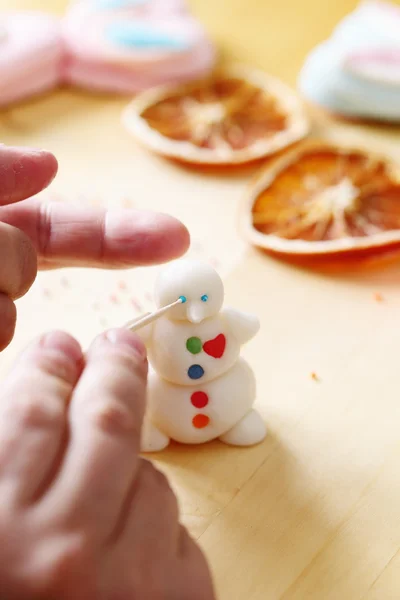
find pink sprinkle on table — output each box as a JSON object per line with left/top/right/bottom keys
{"left": 131, "top": 298, "right": 143, "bottom": 312}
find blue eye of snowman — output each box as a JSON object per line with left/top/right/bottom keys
{"left": 179, "top": 296, "right": 187, "bottom": 304}
{"left": 201, "top": 295, "right": 209, "bottom": 303}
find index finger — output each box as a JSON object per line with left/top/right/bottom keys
{"left": 0, "top": 145, "right": 58, "bottom": 206}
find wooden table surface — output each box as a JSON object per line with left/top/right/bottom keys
{"left": 1, "top": 0, "right": 400, "bottom": 598}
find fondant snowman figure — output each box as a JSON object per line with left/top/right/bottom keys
{"left": 139, "top": 259, "right": 266, "bottom": 452}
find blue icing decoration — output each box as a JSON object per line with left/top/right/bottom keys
{"left": 95, "top": 0, "right": 148, "bottom": 9}
{"left": 188, "top": 365, "right": 205, "bottom": 380}
{"left": 105, "top": 23, "right": 191, "bottom": 51}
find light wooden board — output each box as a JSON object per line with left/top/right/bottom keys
{"left": 1, "top": 0, "right": 400, "bottom": 598}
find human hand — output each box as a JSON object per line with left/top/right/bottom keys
{"left": 0, "top": 145, "right": 190, "bottom": 351}
{"left": 0, "top": 328, "right": 215, "bottom": 599}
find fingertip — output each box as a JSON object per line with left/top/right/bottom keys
{"left": 20, "top": 149, "right": 58, "bottom": 193}
{"left": 149, "top": 212, "right": 191, "bottom": 262}
{"left": 39, "top": 331, "right": 83, "bottom": 364}
{"left": 39, "top": 150, "right": 58, "bottom": 187}
{"left": 104, "top": 329, "right": 147, "bottom": 359}
{"left": 106, "top": 210, "right": 191, "bottom": 266}
{"left": 0, "top": 295, "right": 16, "bottom": 351}
{"left": 0, "top": 146, "right": 58, "bottom": 205}
{"left": 162, "top": 214, "right": 191, "bottom": 260}
{"left": 91, "top": 328, "right": 147, "bottom": 364}
{"left": 11, "top": 331, "right": 84, "bottom": 385}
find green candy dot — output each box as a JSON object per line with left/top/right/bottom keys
{"left": 186, "top": 337, "right": 202, "bottom": 355}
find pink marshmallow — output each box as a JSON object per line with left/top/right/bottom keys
{"left": 62, "top": 2, "right": 216, "bottom": 93}
{"left": 67, "top": 0, "right": 188, "bottom": 17}
{"left": 0, "top": 12, "right": 63, "bottom": 107}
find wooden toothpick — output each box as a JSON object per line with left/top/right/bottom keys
{"left": 125, "top": 297, "right": 184, "bottom": 333}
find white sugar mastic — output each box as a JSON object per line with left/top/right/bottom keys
{"left": 298, "top": 0, "right": 400, "bottom": 122}
{"left": 138, "top": 259, "right": 266, "bottom": 452}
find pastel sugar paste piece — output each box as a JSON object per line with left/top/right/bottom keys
{"left": 105, "top": 22, "right": 191, "bottom": 51}
{"left": 298, "top": 0, "right": 400, "bottom": 121}
{"left": 139, "top": 259, "right": 267, "bottom": 452}
{"left": 0, "top": 12, "right": 63, "bottom": 108}
{"left": 345, "top": 49, "right": 400, "bottom": 85}
{"left": 62, "top": 0, "right": 216, "bottom": 93}
{"left": 92, "top": 0, "right": 187, "bottom": 14}
{"left": 95, "top": 0, "right": 149, "bottom": 9}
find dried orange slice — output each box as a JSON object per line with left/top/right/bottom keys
{"left": 122, "top": 66, "right": 309, "bottom": 165}
{"left": 240, "top": 141, "right": 400, "bottom": 256}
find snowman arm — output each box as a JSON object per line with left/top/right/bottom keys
{"left": 222, "top": 307, "right": 260, "bottom": 344}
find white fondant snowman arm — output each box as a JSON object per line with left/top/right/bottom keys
{"left": 222, "top": 307, "right": 260, "bottom": 344}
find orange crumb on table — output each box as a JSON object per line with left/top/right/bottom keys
{"left": 374, "top": 292, "right": 384, "bottom": 302}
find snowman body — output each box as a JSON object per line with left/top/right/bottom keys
{"left": 145, "top": 311, "right": 256, "bottom": 444}
{"left": 148, "top": 311, "right": 240, "bottom": 385}
{"left": 138, "top": 258, "right": 267, "bottom": 452}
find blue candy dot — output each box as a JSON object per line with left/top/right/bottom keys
{"left": 105, "top": 23, "right": 191, "bottom": 51}
{"left": 179, "top": 295, "right": 187, "bottom": 304}
{"left": 188, "top": 365, "right": 205, "bottom": 380}
{"left": 201, "top": 294, "right": 209, "bottom": 302}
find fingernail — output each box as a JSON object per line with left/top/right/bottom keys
{"left": 105, "top": 329, "right": 147, "bottom": 359}
{"left": 41, "top": 331, "right": 83, "bottom": 363}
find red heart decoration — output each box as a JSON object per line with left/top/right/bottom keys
{"left": 203, "top": 334, "right": 226, "bottom": 359}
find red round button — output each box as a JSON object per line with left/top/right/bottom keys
{"left": 191, "top": 391, "right": 209, "bottom": 409}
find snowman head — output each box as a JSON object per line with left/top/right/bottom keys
{"left": 155, "top": 259, "right": 224, "bottom": 324}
